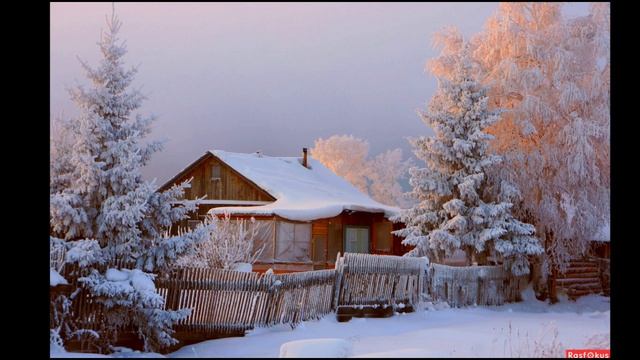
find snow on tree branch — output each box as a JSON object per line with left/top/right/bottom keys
{"left": 393, "top": 44, "right": 543, "bottom": 274}
{"left": 49, "top": 8, "right": 209, "bottom": 352}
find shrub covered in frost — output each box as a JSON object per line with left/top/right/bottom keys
{"left": 176, "top": 212, "right": 266, "bottom": 269}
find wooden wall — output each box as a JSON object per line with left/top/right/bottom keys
{"left": 310, "top": 211, "right": 406, "bottom": 270}
{"left": 172, "top": 155, "right": 275, "bottom": 203}
{"left": 392, "top": 221, "right": 413, "bottom": 256}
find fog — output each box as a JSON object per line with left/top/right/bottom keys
{"left": 51, "top": 2, "right": 590, "bottom": 184}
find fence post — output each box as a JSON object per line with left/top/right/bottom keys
{"left": 165, "top": 267, "right": 182, "bottom": 311}
{"left": 417, "top": 260, "right": 425, "bottom": 306}
{"left": 263, "top": 272, "right": 277, "bottom": 326}
{"left": 332, "top": 253, "right": 343, "bottom": 310}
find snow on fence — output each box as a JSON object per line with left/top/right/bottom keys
{"left": 428, "top": 263, "right": 522, "bottom": 307}
{"left": 51, "top": 254, "right": 521, "bottom": 352}
{"left": 155, "top": 267, "right": 336, "bottom": 338}
{"left": 51, "top": 260, "right": 136, "bottom": 332}
{"left": 52, "top": 263, "right": 337, "bottom": 348}
{"left": 335, "top": 253, "right": 429, "bottom": 308}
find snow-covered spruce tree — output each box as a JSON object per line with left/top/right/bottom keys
{"left": 176, "top": 212, "right": 266, "bottom": 270}
{"left": 50, "top": 115, "right": 76, "bottom": 195}
{"left": 49, "top": 11, "right": 209, "bottom": 352}
{"left": 393, "top": 45, "right": 543, "bottom": 275}
{"left": 469, "top": 3, "right": 610, "bottom": 276}
{"left": 424, "top": 5, "right": 610, "bottom": 301}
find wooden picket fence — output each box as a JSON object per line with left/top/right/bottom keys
{"left": 51, "top": 260, "right": 136, "bottom": 332}
{"left": 335, "top": 253, "right": 429, "bottom": 308}
{"left": 51, "top": 253, "right": 518, "bottom": 353}
{"left": 428, "top": 263, "right": 523, "bottom": 307}
{"left": 155, "top": 267, "right": 336, "bottom": 339}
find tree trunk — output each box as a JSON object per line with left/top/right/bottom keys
{"left": 545, "top": 230, "right": 559, "bottom": 304}
{"left": 475, "top": 251, "right": 488, "bottom": 266}
{"left": 530, "top": 256, "right": 547, "bottom": 301}
{"left": 548, "top": 266, "right": 558, "bottom": 304}
{"left": 466, "top": 248, "right": 474, "bottom": 266}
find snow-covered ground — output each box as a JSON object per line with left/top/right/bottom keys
{"left": 52, "top": 289, "right": 609, "bottom": 358}
{"left": 170, "top": 290, "right": 610, "bottom": 358}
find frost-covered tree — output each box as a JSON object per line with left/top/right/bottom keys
{"left": 393, "top": 45, "right": 543, "bottom": 275}
{"left": 368, "top": 149, "right": 412, "bottom": 208}
{"left": 311, "top": 134, "right": 411, "bottom": 207}
{"left": 50, "top": 115, "right": 76, "bottom": 195}
{"left": 176, "top": 213, "right": 266, "bottom": 270}
{"left": 468, "top": 3, "right": 610, "bottom": 275}
{"left": 49, "top": 10, "right": 209, "bottom": 352}
{"left": 79, "top": 268, "right": 190, "bottom": 352}
{"left": 311, "top": 135, "right": 371, "bottom": 194}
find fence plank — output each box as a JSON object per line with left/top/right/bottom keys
{"left": 428, "top": 263, "right": 521, "bottom": 307}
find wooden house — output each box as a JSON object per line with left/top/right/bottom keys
{"left": 158, "top": 149, "right": 408, "bottom": 273}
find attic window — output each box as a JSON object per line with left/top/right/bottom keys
{"left": 211, "top": 164, "right": 221, "bottom": 180}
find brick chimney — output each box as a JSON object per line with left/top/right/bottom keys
{"left": 302, "top": 147, "right": 308, "bottom": 168}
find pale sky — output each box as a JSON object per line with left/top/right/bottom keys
{"left": 50, "top": 2, "right": 590, "bottom": 185}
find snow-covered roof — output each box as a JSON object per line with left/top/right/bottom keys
{"left": 206, "top": 150, "right": 399, "bottom": 222}
{"left": 593, "top": 222, "right": 610, "bottom": 242}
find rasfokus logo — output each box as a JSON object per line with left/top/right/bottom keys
{"left": 565, "top": 349, "right": 610, "bottom": 358}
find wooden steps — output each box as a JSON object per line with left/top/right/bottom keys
{"left": 557, "top": 271, "right": 599, "bottom": 279}
{"left": 562, "top": 266, "right": 598, "bottom": 274}
{"left": 566, "top": 261, "right": 598, "bottom": 268}
{"left": 556, "top": 277, "right": 600, "bottom": 285}
{"left": 556, "top": 259, "right": 602, "bottom": 300}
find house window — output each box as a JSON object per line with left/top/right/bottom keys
{"left": 211, "top": 164, "right": 221, "bottom": 180}
{"left": 275, "top": 221, "right": 311, "bottom": 262}
{"left": 344, "top": 226, "right": 369, "bottom": 254}
{"left": 251, "top": 220, "right": 276, "bottom": 262}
